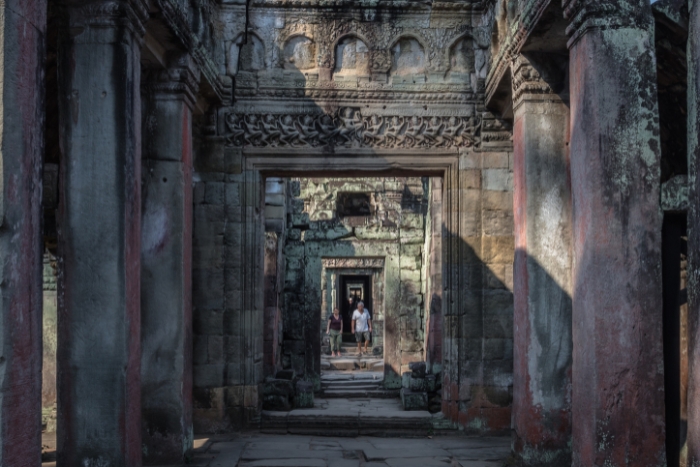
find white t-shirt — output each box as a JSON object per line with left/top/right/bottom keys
{"left": 352, "top": 309, "right": 371, "bottom": 332}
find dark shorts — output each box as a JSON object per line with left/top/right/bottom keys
{"left": 355, "top": 331, "right": 370, "bottom": 343}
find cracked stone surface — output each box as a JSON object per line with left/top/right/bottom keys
{"left": 189, "top": 433, "right": 511, "bottom": 467}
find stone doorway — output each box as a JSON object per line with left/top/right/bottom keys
{"left": 339, "top": 274, "right": 371, "bottom": 343}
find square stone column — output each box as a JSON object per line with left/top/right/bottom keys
{"left": 140, "top": 55, "right": 200, "bottom": 465}
{"left": 510, "top": 54, "right": 572, "bottom": 466}
{"left": 56, "top": 2, "right": 147, "bottom": 466}
{"left": 0, "top": 1, "right": 45, "bottom": 466}
{"left": 687, "top": 0, "right": 700, "bottom": 464}
{"left": 564, "top": 1, "right": 666, "bottom": 465}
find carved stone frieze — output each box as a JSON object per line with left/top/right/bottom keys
{"left": 222, "top": 108, "right": 481, "bottom": 149}
{"left": 322, "top": 257, "right": 385, "bottom": 269}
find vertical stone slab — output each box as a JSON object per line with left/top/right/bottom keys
{"left": 141, "top": 55, "right": 199, "bottom": 464}
{"left": 687, "top": 0, "right": 700, "bottom": 463}
{"left": 0, "top": 1, "right": 45, "bottom": 466}
{"left": 56, "top": 2, "right": 147, "bottom": 465}
{"left": 511, "top": 54, "right": 572, "bottom": 466}
{"left": 564, "top": 1, "right": 666, "bottom": 465}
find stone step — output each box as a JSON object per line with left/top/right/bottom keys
{"left": 322, "top": 381, "right": 381, "bottom": 389}
{"left": 321, "top": 388, "right": 399, "bottom": 399}
{"left": 261, "top": 398, "right": 451, "bottom": 438}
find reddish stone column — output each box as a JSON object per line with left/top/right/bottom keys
{"left": 564, "top": 1, "right": 666, "bottom": 465}
{"left": 140, "top": 55, "right": 199, "bottom": 464}
{"left": 511, "top": 54, "right": 572, "bottom": 466}
{"left": 56, "top": 2, "right": 147, "bottom": 466}
{"left": 687, "top": 0, "right": 700, "bottom": 464}
{"left": 0, "top": 1, "right": 45, "bottom": 466}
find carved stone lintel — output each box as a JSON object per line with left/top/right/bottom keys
{"left": 510, "top": 55, "right": 566, "bottom": 112}
{"left": 68, "top": 0, "right": 149, "bottom": 40}
{"left": 322, "top": 257, "right": 385, "bottom": 269}
{"left": 563, "top": 0, "right": 655, "bottom": 48}
{"left": 221, "top": 108, "right": 481, "bottom": 149}
{"left": 146, "top": 53, "right": 202, "bottom": 110}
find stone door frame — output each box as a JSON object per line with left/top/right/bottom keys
{"left": 321, "top": 258, "right": 386, "bottom": 369}
{"left": 245, "top": 151, "right": 473, "bottom": 395}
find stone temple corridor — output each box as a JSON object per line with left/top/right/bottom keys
{"left": 3, "top": 0, "right": 700, "bottom": 466}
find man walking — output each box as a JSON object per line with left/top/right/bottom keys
{"left": 351, "top": 301, "right": 372, "bottom": 356}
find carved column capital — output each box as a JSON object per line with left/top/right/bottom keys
{"left": 563, "top": 0, "right": 654, "bottom": 48}
{"left": 145, "top": 54, "right": 201, "bottom": 110}
{"left": 511, "top": 55, "right": 566, "bottom": 113}
{"left": 66, "top": 0, "right": 149, "bottom": 39}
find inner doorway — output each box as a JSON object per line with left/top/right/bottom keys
{"left": 339, "top": 274, "right": 372, "bottom": 343}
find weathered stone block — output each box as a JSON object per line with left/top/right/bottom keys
{"left": 205, "top": 181, "right": 225, "bottom": 205}
{"left": 482, "top": 210, "right": 514, "bottom": 236}
{"left": 483, "top": 169, "right": 513, "bottom": 192}
{"left": 265, "top": 205, "right": 285, "bottom": 219}
{"left": 425, "top": 374, "right": 436, "bottom": 393}
{"left": 400, "top": 388, "right": 428, "bottom": 411}
{"left": 482, "top": 190, "right": 513, "bottom": 211}
{"left": 481, "top": 236, "right": 515, "bottom": 264}
{"left": 409, "top": 361, "right": 426, "bottom": 378}
{"left": 482, "top": 152, "right": 510, "bottom": 169}
{"left": 410, "top": 377, "right": 426, "bottom": 392}
{"left": 194, "top": 364, "right": 225, "bottom": 388}
{"left": 263, "top": 394, "right": 292, "bottom": 411}
{"left": 225, "top": 385, "right": 244, "bottom": 407}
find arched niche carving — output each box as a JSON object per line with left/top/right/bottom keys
{"left": 283, "top": 35, "right": 316, "bottom": 70}
{"left": 448, "top": 36, "right": 476, "bottom": 75}
{"left": 390, "top": 37, "right": 426, "bottom": 77}
{"left": 226, "top": 33, "right": 266, "bottom": 76}
{"left": 333, "top": 36, "right": 370, "bottom": 77}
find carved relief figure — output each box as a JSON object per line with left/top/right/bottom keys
{"left": 439, "top": 116, "right": 464, "bottom": 147}
{"left": 384, "top": 116, "right": 405, "bottom": 147}
{"left": 231, "top": 34, "right": 266, "bottom": 73}
{"left": 334, "top": 37, "right": 370, "bottom": 76}
{"left": 261, "top": 115, "right": 281, "bottom": 146}
{"left": 364, "top": 115, "right": 384, "bottom": 145}
{"left": 317, "top": 114, "right": 338, "bottom": 145}
{"left": 298, "top": 115, "right": 319, "bottom": 146}
{"left": 336, "top": 108, "right": 364, "bottom": 146}
{"left": 391, "top": 38, "right": 426, "bottom": 76}
{"left": 279, "top": 115, "right": 300, "bottom": 146}
{"left": 224, "top": 114, "right": 245, "bottom": 146}
{"left": 449, "top": 37, "right": 476, "bottom": 74}
{"left": 283, "top": 36, "right": 315, "bottom": 70}
{"left": 403, "top": 116, "right": 425, "bottom": 147}
{"left": 423, "top": 117, "right": 443, "bottom": 146}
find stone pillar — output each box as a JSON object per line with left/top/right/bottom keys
{"left": 56, "top": 2, "right": 147, "bottom": 466}
{"left": 510, "top": 54, "right": 572, "bottom": 466}
{"left": 687, "top": 0, "right": 700, "bottom": 463}
{"left": 564, "top": 1, "right": 666, "bottom": 465}
{"left": 0, "top": 1, "right": 45, "bottom": 466}
{"left": 141, "top": 55, "right": 199, "bottom": 464}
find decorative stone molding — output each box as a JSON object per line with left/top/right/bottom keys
{"left": 146, "top": 54, "right": 202, "bottom": 110}
{"left": 563, "top": 0, "right": 655, "bottom": 48}
{"left": 322, "top": 257, "right": 385, "bottom": 269}
{"left": 155, "top": 0, "right": 231, "bottom": 103}
{"left": 510, "top": 55, "right": 565, "bottom": 112}
{"left": 69, "top": 0, "right": 150, "bottom": 38}
{"left": 222, "top": 109, "right": 482, "bottom": 149}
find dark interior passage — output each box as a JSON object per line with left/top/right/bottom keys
{"left": 662, "top": 213, "right": 688, "bottom": 467}
{"left": 339, "top": 274, "right": 372, "bottom": 343}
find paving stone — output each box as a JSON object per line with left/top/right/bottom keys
{"left": 328, "top": 459, "right": 361, "bottom": 467}
{"left": 239, "top": 460, "right": 327, "bottom": 467}
{"left": 384, "top": 457, "right": 452, "bottom": 467}
{"left": 362, "top": 447, "right": 451, "bottom": 460}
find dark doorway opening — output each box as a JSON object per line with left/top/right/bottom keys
{"left": 339, "top": 275, "right": 372, "bottom": 343}
{"left": 662, "top": 212, "right": 688, "bottom": 467}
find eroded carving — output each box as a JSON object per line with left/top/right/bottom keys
{"left": 322, "top": 257, "right": 385, "bottom": 269}
{"left": 391, "top": 38, "right": 426, "bottom": 76}
{"left": 334, "top": 37, "right": 370, "bottom": 76}
{"left": 283, "top": 36, "right": 316, "bottom": 70}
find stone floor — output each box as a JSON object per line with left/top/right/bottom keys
{"left": 190, "top": 433, "right": 511, "bottom": 467}
{"left": 41, "top": 430, "right": 511, "bottom": 467}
